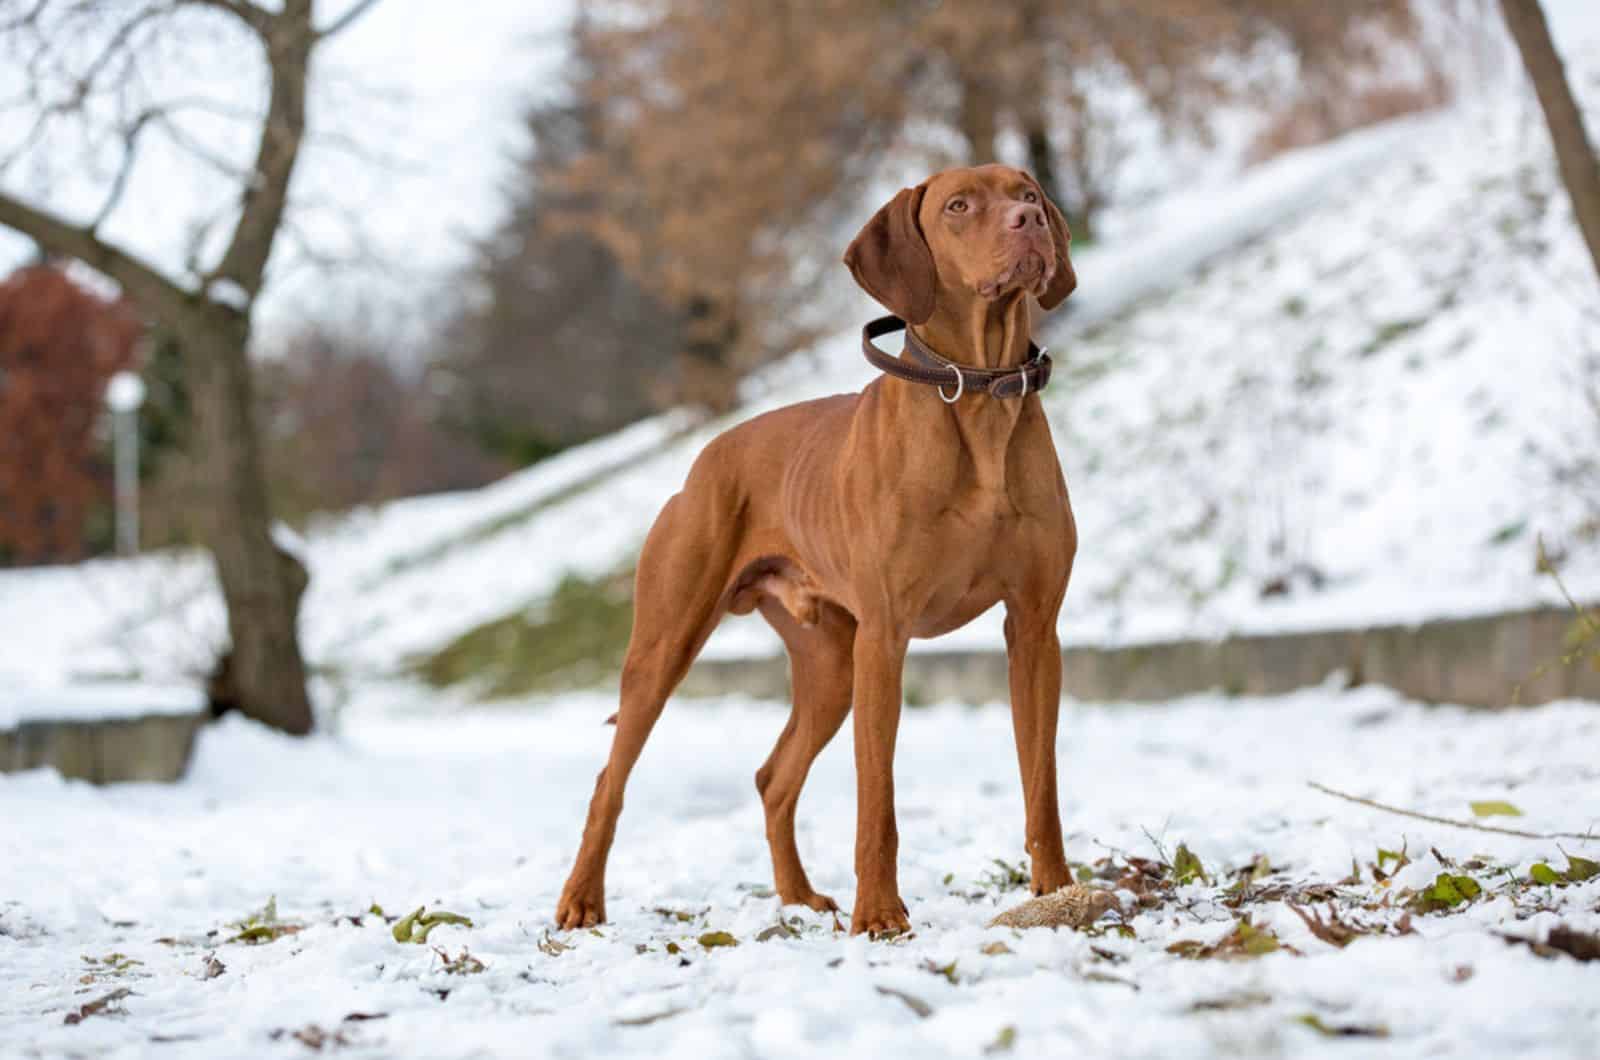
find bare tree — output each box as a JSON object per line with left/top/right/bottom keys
{"left": 0, "top": 0, "right": 382, "bottom": 734}
{"left": 1498, "top": 0, "right": 1600, "bottom": 284}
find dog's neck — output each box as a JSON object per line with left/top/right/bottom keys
{"left": 909, "top": 289, "right": 1032, "bottom": 371}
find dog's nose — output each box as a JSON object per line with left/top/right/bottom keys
{"left": 1007, "top": 203, "right": 1046, "bottom": 231}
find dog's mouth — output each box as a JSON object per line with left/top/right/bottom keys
{"left": 979, "top": 249, "right": 1053, "bottom": 300}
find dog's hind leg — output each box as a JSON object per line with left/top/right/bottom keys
{"left": 754, "top": 597, "right": 854, "bottom": 914}
{"left": 555, "top": 485, "right": 737, "bottom": 929}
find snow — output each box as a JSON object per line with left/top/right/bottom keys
{"left": 2, "top": 683, "right": 1597, "bottom": 1056}
{"left": 0, "top": 682, "right": 202, "bottom": 731}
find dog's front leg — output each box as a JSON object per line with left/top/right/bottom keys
{"left": 849, "top": 623, "right": 912, "bottom": 936}
{"left": 1003, "top": 605, "right": 1071, "bottom": 895}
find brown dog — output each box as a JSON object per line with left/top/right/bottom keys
{"left": 556, "top": 164, "right": 1078, "bottom": 936}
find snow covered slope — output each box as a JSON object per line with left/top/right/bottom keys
{"left": 3, "top": 66, "right": 1599, "bottom": 697}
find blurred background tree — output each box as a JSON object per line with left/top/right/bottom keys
{"left": 0, "top": 0, "right": 391, "bottom": 734}
{"left": 0, "top": 264, "right": 139, "bottom": 564}
{"left": 447, "top": 0, "right": 1444, "bottom": 412}
{"left": 1498, "top": 0, "right": 1600, "bottom": 281}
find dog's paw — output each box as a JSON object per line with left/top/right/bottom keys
{"left": 554, "top": 887, "right": 606, "bottom": 930}
{"left": 850, "top": 894, "right": 912, "bottom": 938}
{"left": 781, "top": 889, "right": 839, "bottom": 915}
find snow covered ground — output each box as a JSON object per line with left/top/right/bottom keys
{"left": 3, "top": 684, "right": 1597, "bottom": 1057}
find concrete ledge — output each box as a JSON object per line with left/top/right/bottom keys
{"left": 0, "top": 711, "right": 207, "bottom": 784}
{"left": 679, "top": 606, "right": 1600, "bottom": 707}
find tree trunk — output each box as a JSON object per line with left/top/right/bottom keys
{"left": 1499, "top": 0, "right": 1600, "bottom": 284}
{"left": 1022, "top": 116, "right": 1064, "bottom": 214}
{"left": 185, "top": 304, "right": 314, "bottom": 735}
{"left": 956, "top": 70, "right": 999, "bottom": 165}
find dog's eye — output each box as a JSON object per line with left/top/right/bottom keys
{"left": 946, "top": 198, "right": 968, "bottom": 214}
{"left": 1022, "top": 190, "right": 1039, "bottom": 203}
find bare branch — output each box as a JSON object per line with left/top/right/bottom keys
{"left": 205, "top": 1, "right": 313, "bottom": 296}
{"left": 1308, "top": 782, "right": 1599, "bottom": 842}
{"left": 315, "top": 0, "right": 382, "bottom": 40}
{"left": 175, "top": 0, "right": 273, "bottom": 37}
{"left": 0, "top": 0, "right": 49, "bottom": 34}
{"left": 0, "top": 188, "right": 187, "bottom": 319}
{"left": 88, "top": 108, "right": 157, "bottom": 231}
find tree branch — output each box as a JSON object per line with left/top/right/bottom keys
{"left": 205, "top": 1, "right": 313, "bottom": 297}
{"left": 176, "top": 0, "right": 274, "bottom": 37}
{"left": 0, "top": 189, "right": 188, "bottom": 320}
{"left": 316, "top": 0, "right": 382, "bottom": 40}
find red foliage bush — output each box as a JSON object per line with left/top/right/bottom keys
{"left": 0, "top": 264, "right": 141, "bottom": 564}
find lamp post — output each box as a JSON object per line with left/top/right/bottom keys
{"left": 105, "top": 370, "right": 145, "bottom": 557}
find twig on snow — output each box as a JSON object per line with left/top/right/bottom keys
{"left": 1307, "top": 782, "right": 1599, "bottom": 842}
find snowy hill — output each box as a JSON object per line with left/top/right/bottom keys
{"left": 3, "top": 67, "right": 1600, "bottom": 702}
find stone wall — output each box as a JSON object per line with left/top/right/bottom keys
{"left": 679, "top": 606, "right": 1600, "bottom": 708}
{"left": 0, "top": 712, "right": 206, "bottom": 784}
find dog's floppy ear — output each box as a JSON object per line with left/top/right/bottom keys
{"left": 1032, "top": 178, "right": 1077, "bottom": 311}
{"left": 844, "top": 184, "right": 936, "bottom": 324}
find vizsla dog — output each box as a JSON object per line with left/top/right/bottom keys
{"left": 556, "top": 164, "right": 1078, "bottom": 936}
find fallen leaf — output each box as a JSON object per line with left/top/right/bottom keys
{"left": 697, "top": 931, "right": 738, "bottom": 949}
{"left": 615, "top": 1007, "right": 690, "bottom": 1027}
{"left": 1172, "top": 843, "right": 1210, "bottom": 886}
{"left": 875, "top": 985, "right": 932, "bottom": 1019}
{"left": 392, "top": 907, "right": 473, "bottom": 945}
{"left": 980, "top": 941, "right": 1013, "bottom": 956}
{"left": 537, "top": 931, "right": 570, "bottom": 957}
{"left": 1530, "top": 863, "right": 1562, "bottom": 885}
{"left": 1407, "top": 873, "right": 1482, "bottom": 914}
{"left": 1295, "top": 1013, "right": 1389, "bottom": 1038}
{"left": 1502, "top": 926, "right": 1600, "bottom": 963}
{"left": 432, "top": 947, "right": 486, "bottom": 975}
{"left": 200, "top": 954, "right": 226, "bottom": 981}
{"left": 984, "top": 1025, "right": 1017, "bottom": 1054}
{"left": 922, "top": 958, "right": 958, "bottom": 984}
{"left": 1287, "top": 903, "right": 1370, "bottom": 949}
{"left": 756, "top": 921, "right": 799, "bottom": 942}
{"left": 1469, "top": 801, "right": 1522, "bottom": 818}
{"left": 63, "top": 987, "right": 132, "bottom": 1025}
{"left": 1166, "top": 917, "right": 1295, "bottom": 960}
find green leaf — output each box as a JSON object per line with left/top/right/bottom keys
{"left": 1408, "top": 873, "right": 1482, "bottom": 913}
{"left": 1172, "top": 843, "right": 1210, "bottom": 886}
{"left": 392, "top": 907, "right": 424, "bottom": 943}
{"left": 1469, "top": 801, "right": 1523, "bottom": 818}
{"left": 1565, "top": 855, "right": 1599, "bottom": 882}
{"left": 697, "top": 931, "right": 738, "bottom": 949}
{"left": 1530, "top": 863, "right": 1561, "bottom": 885}
{"left": 1376, "top": 847, "right": 1409, "bottom": 871}
{"left": 392, "top": 907, "right": 473, "bottom": 945}
{"left": 1234, "top": 921, "right": 1279, "bottom": 956}
{"left": 984, "top": 1026, "right": 1017, "bottom": 1054}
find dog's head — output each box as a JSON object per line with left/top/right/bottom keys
{"left": 844, "top": 164, "right": 1075, "bottom": 325}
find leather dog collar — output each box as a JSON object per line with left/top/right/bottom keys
{"left": 861, "top": 315, "right": 1052, "bottom": 401}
